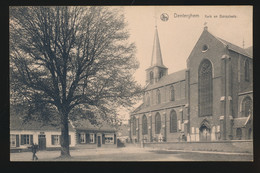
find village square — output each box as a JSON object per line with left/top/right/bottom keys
{"left": 9, "top": 6, "right": 253, "bottom": 162}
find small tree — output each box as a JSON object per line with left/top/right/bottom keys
{"left": 10, "top": 6, "right": 141, "bottom": 158}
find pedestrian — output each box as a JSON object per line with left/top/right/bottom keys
{"left": 31, "top": 143, "right": 38, "bottom": 161}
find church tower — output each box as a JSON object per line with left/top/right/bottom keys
{"left": 146, "top": 26, "right": 168, "bottom": 85}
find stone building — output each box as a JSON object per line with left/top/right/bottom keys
{"left": 129, "top": 26, "right": 253, "bottom": 143}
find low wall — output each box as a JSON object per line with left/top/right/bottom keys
{"left": 143, "top": 140, "right": 253, "bottom": 153}
{"left": 75, "top": 144, "right": 117, "bottom": 149}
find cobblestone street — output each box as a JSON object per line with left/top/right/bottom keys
{"left": 10, "top": 146, "right": 253, "bottom": 161}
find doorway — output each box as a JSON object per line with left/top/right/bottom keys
{"left": 38, "top": 135, "right": 46, "bottom": 150}
{"left": 199, "top": 125, "right": 211, "bottom": 141}
{"left": 97, "top": 135, "right": 101, "bottom": 147}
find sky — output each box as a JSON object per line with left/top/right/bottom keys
{"left": 118, "top": 6, "right": 253, "bottom": 123}
{"left": 123, "top": 6, "right": 253, "bottom": 86}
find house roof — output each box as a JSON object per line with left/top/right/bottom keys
{"left": 146, "top": 69, "right": 186, "bottom": 91}
{"left": 131, "top": 98, "right": 186, "bottom": 115}
{"left": 72, "top": 119, "right": 116, "bottom": 132}
{"left": 10, "top": 114, "right": 75, "bottom": 131}
{"left": 10, "top": 105, "right": 115, "bottom": 132}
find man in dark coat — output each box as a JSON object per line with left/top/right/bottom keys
{"left": 31, "top": 143, "right": 38, "bottom": 161}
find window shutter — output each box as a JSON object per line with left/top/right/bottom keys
{"left": 30, "top": 135, "right": 33, "bottom": 145}
{"left": 59, "top": 135, "right": 62, "bottom": 145}
{"left": 77, "top": 133, "right": 80, "bottom": 144}
{"left": 94, "top": 134, "right": 97, "bottom": 144}
{"left": 16, "top": 135, "right": 19, "bottom": 147}
{"left": 51, "top": 135, "right": 54, "bottom": 145}
{"left": 114, "top": 134, "right": 116, "bottom": 144}
{"left": 21, "top": 135, "right": 24, "bottom": 145}
{"left": 69, "top": 135, "right": 71, "bottom": 145}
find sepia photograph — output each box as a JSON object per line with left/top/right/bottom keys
{"left": 9, "top": 6, "right": 253, "bottom": 162}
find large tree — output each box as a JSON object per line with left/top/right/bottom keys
{"left": 10, "top": 6, "right": 141, "bottom": 158}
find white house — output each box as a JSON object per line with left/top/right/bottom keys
{"left": 10, "top": 114, "right": 76, "bottom": 151}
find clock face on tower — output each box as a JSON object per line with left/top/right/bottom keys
{"left": 160, "top": 13, "right": 169, "bottom": 22}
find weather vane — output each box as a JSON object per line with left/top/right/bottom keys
{"left": 204, "top": 22, "right": 208, "bottom": 30}
{"left": 154, "top": 7, "right": 157, "bottom": 27}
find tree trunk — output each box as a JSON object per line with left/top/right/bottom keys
{"left": 60, "top": 109, "right": 71, "bottom": 158}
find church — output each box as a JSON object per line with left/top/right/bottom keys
{"left": 128, "top": 25, "right": 253, "bottom": 143}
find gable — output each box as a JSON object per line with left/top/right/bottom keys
{"left": 187, "top": 29, "right": 227, "bottom": 64}
{"left": 186, "top": 29, "right": 227, "bottom": 84}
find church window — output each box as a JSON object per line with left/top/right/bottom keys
{"left": 157, "top": 89, "right": 161, "bottom": 104}
{"left": 142, "top": 115, "right": 148, "bottom": 135}
{"left": 133, "top": 116, "right": 136, "bottom": 135}
{"left": 245, "top": 59, "right": 249, "bottom": 81}
{"left": 202, "top": 44, "right": 209, "bottom": 52}
{"left": 170, "top": 110, "right": 177, "bottom": 133}
{"left": 198, "top": 59, "right": 213, "bottom": 117}
{"left": 159, "top": 70, "right": 164, "bottom": 79}
{"left": 150, "top": 71, "right": 154, "bottom": 84}
{"left": 242, "top": 96, "right": 252, "bottom": 117}
{"left": 155, "top": 113, "right": 161, "bottom": 134}
{"left": 170, "top": 86, "right": 175, "bottom": 101}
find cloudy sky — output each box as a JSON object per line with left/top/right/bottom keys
{"left": 119, "top": 6, "right": 253, "bottom": 122}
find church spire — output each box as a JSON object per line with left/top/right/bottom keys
{"left": 146, "top": 26, "right": 168, "bottom": 85}
{"left": 150, "top": 27, "right": 166, "bottom": 68}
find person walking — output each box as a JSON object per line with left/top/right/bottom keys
{"left": 31, "top": 143, "right": 38, "bottom": 161}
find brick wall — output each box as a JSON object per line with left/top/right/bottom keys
{"left": 187, "top": 29, "right": 225, "bottom": 134}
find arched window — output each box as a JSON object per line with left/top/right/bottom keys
{"left": 142, "top": 115, "right": 148, "bottom": 135}
{"left": 198, "top": 59, "right": 213, "bottom": 117}
{"left": 236, "top": 128, "right": 242, "bottom": 140}
{"left": 155, "top": 113, "right": 161, "bottom": 134}
{"left": 133, "top": 116, "right": 136, "bottom": 135}
{"left": 242, "top": 97, "right": 252, "bottom": 117}
{"left": 150, "top": 71, "right": 154, "bottom": 84}
{"left": 170, "top": 110, "right": 177, "bottom": 133}
{"left": 170, "top": 86, "right": 175, "bottom": 101}
{"left": 159, "top": 70, "right": 164, "bottom": 79}
{"left": 157, "top": 89, "right": 161, "bottom": 104}
{"left": 245, "top": 59, "right": 249, "bottom": 81}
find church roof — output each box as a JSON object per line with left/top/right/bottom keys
{"left": 212, "top": 34, "right": 252, "bottom": 58}
{"left": 233, "top": 117, "right": 249, "bottom": 128}
{"left": 245, "top": 46, "right": 253, "bottom": 57}
{"left": 146, "top": 69, "right": 186, "bottom": 90}
{"left": 131, "top": 99, "right": 186, "bottom": 115}
{"left": 150, "top": 27, "right": 167, "bottom": 68}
